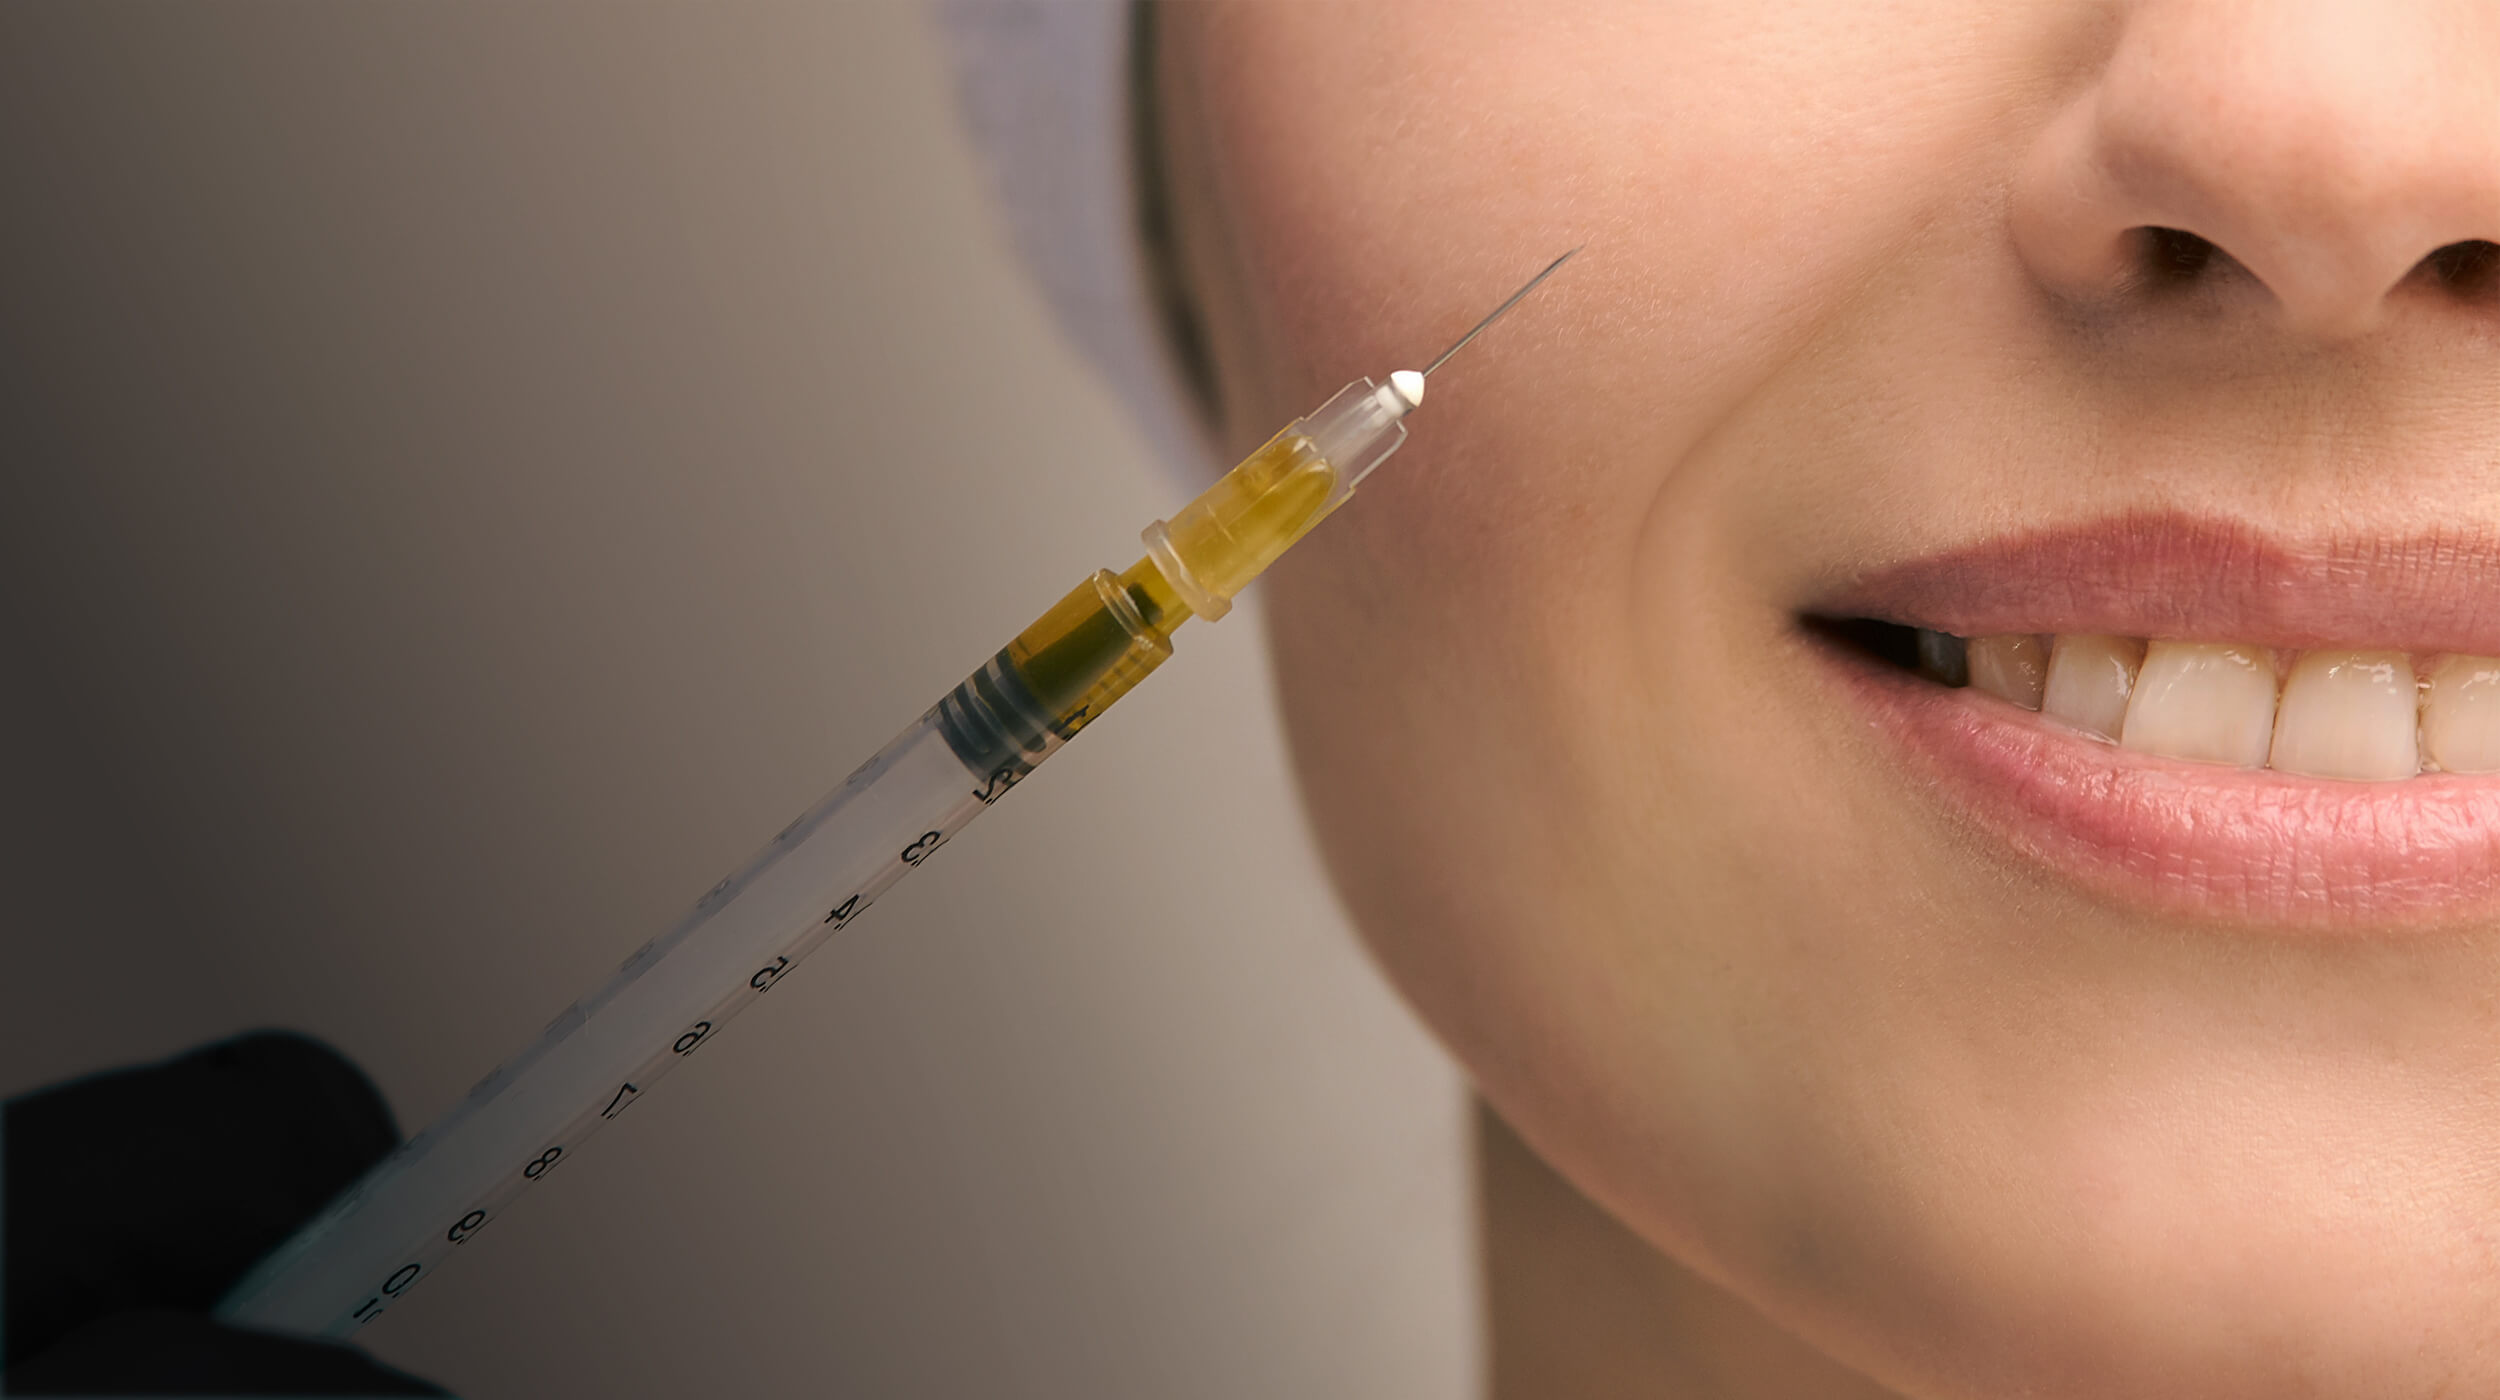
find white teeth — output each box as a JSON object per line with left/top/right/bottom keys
{"left": 2119, "top": 641, "right": 2278, "bottom": 767}
{"left": 1920, "top": 628, "right": 2500, "bottom": 781}
{"left": 2040, "top": 634, "right": 2145, "bottom": 740}
{"left": 1966, "top": 634, "right": 2051, "bottom": 710}
{"left": 2424, "top": 654, "right": 2500, "bottom": 773}
{"left": 2267, "top": 650, "right": 2419, "bottom": 781}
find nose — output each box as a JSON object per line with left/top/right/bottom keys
{"left": 2010, "top": 0, "right": 2500, "bottom": 338}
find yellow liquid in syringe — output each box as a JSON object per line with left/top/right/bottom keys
{"left": 997, "top": 428, "right": 1343, "bottom": 740}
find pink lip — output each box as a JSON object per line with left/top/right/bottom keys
{"left": 1815, "top": 511, "right": 2500, "bottom": 656}
{"left": 1810, "top": 514, "right": 2500, "bottom": 927}
{"left": 1829, "top": 659, "right": 2500, "bottom": 927}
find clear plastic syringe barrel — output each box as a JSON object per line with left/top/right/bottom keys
{"left": 1143, "top": 376, "right": 1410, "bottom": 621}
{"left": 216, "top": 376, "right": 1409, "bottom": 1338}
{"left": 217, "top": 569, "right": 1178, "bottom": 1338}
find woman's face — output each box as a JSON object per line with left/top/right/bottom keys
{"left": 1159, "top": 3, "right": 2500, "bottom": 1395}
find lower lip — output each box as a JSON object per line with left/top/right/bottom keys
{"left": 1819, "top": 643, "right": 2500, "bottom": 928}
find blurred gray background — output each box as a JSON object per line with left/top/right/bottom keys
{"left": 0, "top": 4, "right": 1475, "bottom": 1395}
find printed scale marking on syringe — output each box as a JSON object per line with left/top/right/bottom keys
{"left": 330, "top": 768, "right": 1010, "bottom": 1329}
{"left": 212, "top": 250, "right": 1575, "bottom": 1339}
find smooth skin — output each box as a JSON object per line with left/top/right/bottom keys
{"left": 1155, "top": 3, "right": 2500, "bottom": 1397}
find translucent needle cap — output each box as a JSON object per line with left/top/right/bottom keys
{"left": 1142, "top": 249, "right": 1578, "bottom": 622}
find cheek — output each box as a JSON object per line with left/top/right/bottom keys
{"left": 1209, "top": 0, "right": 2044, "bottom": 1283}
{"left": 1262, "top": 465, "right": 1987, "bottom": 1400}
{"left": 1263, "top": 457, "right": 1879, "bottom": 1146}
{"left": 1184, "top": 0, "right": 2070, "bottom": 441}
{"left": 1195, "top": 0, "right": 2081, "bottom": 1091}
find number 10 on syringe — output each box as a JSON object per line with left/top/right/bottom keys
{"left": 213, "top": 249, "right": 1577, "bottom": 1338}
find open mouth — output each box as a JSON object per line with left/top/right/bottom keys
{"left": 1800, "top": 513, "right": 2500, "bottom": 928}
{"left": 1814, "top": 622, "right": 2500, "bottom": 782}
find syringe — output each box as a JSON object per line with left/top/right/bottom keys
{"left": 216, "top": 248, "right": 1576, "bottom": 1338}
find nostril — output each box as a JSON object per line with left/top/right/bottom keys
{"left": 2136, "top": 226, "right": 2223, "bottom": 286}
{"left": 2423, "top": 240, "right": 2500, "bottom": 295}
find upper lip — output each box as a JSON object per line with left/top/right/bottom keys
{"left": 1811, "top": 511, "right": 2500, "bottom": 654}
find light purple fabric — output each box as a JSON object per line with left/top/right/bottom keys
{"left": 928, "top": 0, "right": 1212, "bottom": 483}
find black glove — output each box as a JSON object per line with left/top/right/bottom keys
{"left": 4, "top": 1031, "right": 449, "bottom": 1396}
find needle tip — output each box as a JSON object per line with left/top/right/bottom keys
{"left": 1418, "top": 246, "right": 1582, "bottom": 380}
